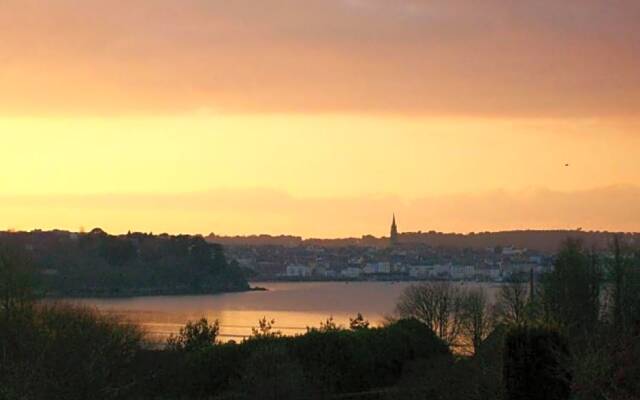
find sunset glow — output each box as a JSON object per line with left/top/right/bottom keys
{"left": 1, "top": 0, "right": 639, "bottom": 237}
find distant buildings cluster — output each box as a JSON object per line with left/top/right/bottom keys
{"left": 228, "top": 216, "right": 555, "bottom": 283}
{"left": 283, "top": 260, "right": 550, "bottom": 282}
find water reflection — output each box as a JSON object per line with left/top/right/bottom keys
{"left": 62, "top": 282, "right": 503, "bottom": 344}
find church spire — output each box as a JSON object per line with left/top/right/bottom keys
{"left": 390, "top": 214, "right": 399, "bottom": 247}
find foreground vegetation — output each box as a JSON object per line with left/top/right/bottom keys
{"left": 1, "top": 236, "right": 639, "bottom": 399}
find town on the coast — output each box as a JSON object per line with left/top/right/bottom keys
{"left": 216, "top": 216, "right": 556, "bottom": 282}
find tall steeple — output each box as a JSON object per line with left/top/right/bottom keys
{"left": 390, "top": 214, "right": 399, "bottom": 247}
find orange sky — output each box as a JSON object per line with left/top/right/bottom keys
{"left": 1, "top": 0, "right": 639, "bottom": 237}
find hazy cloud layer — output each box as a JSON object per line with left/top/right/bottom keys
{"left": 2, "top": 185, "right": 639, "bottom": 237}
{"left": 1, "top": 0, "right": 639, "bottom": 116}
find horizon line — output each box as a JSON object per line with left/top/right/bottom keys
{"left": 4, "top": 227, "right": 639, "bottom": 240}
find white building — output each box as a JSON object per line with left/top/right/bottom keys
{"left": 451, "top": 265, "right": 475, "bottom": 280}
{"left": 341, "top": 267, "right": 362, "bottom": 279}
{"left": 409, "top": 265, "right": 434, "bottom": 279}
{"left": 286, "top": 265, "right": 312, "bottom": 278}
{"left": 431, "top": 264, "right": 452, "bottom": 278}
{"left": 363, "top": 262, "right": 392, "bottom": 275}
{"left": 395, "top": 264, "right": 408, "bottom": 274}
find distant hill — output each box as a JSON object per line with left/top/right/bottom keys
{"left": 207, "top": 230, "right": 639, "bottom": 253}
{"left": 206, "top": 234, "right": 304, "bottom": 247}
{"left": 396, "top": 230, "right": 638, "bottom": 253}
{"left": 0, "top": 230, "right": 250, "bottom": 297}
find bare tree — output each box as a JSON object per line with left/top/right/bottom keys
{"left": 396, "top": 282, "right": 466, "bottom": 348}
{"left": 495, "top": 279, "right": 529, "bottom": 325}
{"left": 461, "top": 287, "right": 494, "bottom": 354}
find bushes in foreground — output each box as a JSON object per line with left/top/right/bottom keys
{"left": 503, "top": 325, "right": 571, "bottom": 400}
{"left": 134, "top": 318, "right": 451, "bottom": 399}
{"left": 0, "top": 304, "right": 144, "bottom": 400}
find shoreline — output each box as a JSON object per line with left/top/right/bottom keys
{"left": 40, "top": 286, "right": 267, "bottom": 300}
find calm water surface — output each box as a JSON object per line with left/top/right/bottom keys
{"left": 64, "top": 282, "right": 503, "bottom": 343}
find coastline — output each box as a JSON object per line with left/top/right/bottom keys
{"left": 40, "top": 285, "right": 267, "bottom": 300}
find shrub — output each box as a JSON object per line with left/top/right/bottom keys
{"left": 0, "top": 304, "right": 144, "bottom": 400}
{"left": 238, "top": 343, "right": 307, "bottom": 400}
{"left": 503, "top": 325, "right": 572, "bottom": 400}
{"left": 167, "top": 318, "right": 220, "bottom": 352}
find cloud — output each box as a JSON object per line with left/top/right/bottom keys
{"left": 1, "top": 185, "right": 639, "bottom": 237}
{"left": 1, "top": 0, "right": 638, "bottom": 117}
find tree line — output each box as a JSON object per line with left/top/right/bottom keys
{"left": 0, "top": 230, "right": 249, "bottom": 297}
